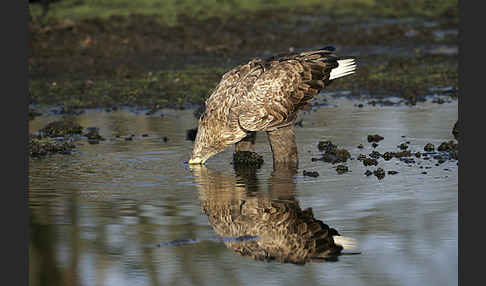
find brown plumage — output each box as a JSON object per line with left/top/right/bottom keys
{"left": 189, "top": 47, "right": 357, "bottom": 164}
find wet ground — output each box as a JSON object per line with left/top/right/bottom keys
{"left": 29, "top": 96, "right": 458, "bottom": 286}
{"left": 28, "top": 6, "right": 458, "bottom": 109}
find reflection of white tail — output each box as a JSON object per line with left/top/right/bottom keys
{"left": 333, "top": 235, "right": 360, "bottom": 254}
{"left": 329, "top": 59, "right": 357, "bottom": 80}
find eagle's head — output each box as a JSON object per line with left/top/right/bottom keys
{"left": 188, "top": 112, "right": 228, "bottom": 164}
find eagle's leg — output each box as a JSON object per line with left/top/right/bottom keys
{"left": 235, "top": 131, "right": 257, "bottom": 152}
{"left": 267, "top": 125, "right": 298, "bottom": 167}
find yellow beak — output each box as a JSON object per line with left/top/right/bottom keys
{"left": 188, "top": 158, "right": 204, "bottom": 165}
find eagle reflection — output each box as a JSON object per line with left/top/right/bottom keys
{"left": 191, "top": 163, "right": 344, "bottom": 264}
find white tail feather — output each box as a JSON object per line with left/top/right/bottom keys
{"left": 333, "top": 235, "right": 360, "bottom": 253}
{"left": 329, "top": 59, "right": 357, "bottom": 80}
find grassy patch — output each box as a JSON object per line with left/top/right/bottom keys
{"left": 29, "top": 66, "right": 227, "bottom": 108}
{"left": 30, "top": 0, "right": 458, "bottom": 25}
{"left": 29, "top": 53, "right": 458, "bottom": 109}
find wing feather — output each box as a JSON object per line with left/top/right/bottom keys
{"left": 236, "top": 48, "right": 354, "bottom": 132}
{"left": 203, "top": 48, "right": 356, "bottom": 135}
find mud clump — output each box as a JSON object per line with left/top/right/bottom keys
{"left": 233, "top": 151, "right": 264, "bottom": 168}
{"left": 186, "top": 128, "right": 198, "bottom": 141}
{"left": 424, "top": 143, "right": 435, "bottom": 151}
{"left": 303, "top": 170, "right": 319, "bottom": 177}
{"left": 40, "top": 117, "right": 83, "bottom": 137}
{"left": 84, "top": 127, "right": 104, "bottom": 140}
{"left": 382, "top": 152, "right": 394, "bottom": 161}
{"left": 317, "top": 140, "right": 337, "bottom": 152}
{"left": 373, "top": 168, "right": 386, "bottom": 180}
{"left": 434, "top": 140, "right": 458, "bottom": 161}
{"left": 437, "top": 140, "right": 457, "bottom": 152}
{"left": 394, "top": 150, "right": 412, "bottom": 157}
{"left": 336, "top": 165, "right": 349, "bottom": 174}
{"left": 363, "top": 158, "right": 378, "bottom": 166}
{"left": 357, "top": 154, "right": 367, "bottom": 161}
{"left": 84, "top": 127, "right": 105, "bottom": 144}
{"left": 314, "top": 140, "right": 350, "bottom": 164}
{"left": 382, "top": 151, "right": 415, "bottom": 163}
{"left": 383, "top": 150, "right": 412, "bottom": 160}
{"left": 369, "top": 151, "right": 381, "bottom": 159}
{"left": 398, "top": 143, "right": 408, "bottom": 150}
{"left": 319, "top": 149, "right": 351, "bottom": 164}
{"left": 367, "top": 134, "right": 384, "bottom": 143}
{"left": 29, "top": 135, "right": 75, "bottom": 157}
{"left": 364, "top": 170, "right": 373, "bottom": 176}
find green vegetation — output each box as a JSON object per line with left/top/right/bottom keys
{"left": 29, "top": 66, "right": 227, "bottom": 108}
{"left": 30, "top": 0, "right": 457, "bottom": 24}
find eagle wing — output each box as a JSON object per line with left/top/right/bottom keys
{"left": 235, "top": 48, "right": 355, "bottom": 132}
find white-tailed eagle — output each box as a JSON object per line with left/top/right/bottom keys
{"left": 189, "top": 47, "right": 356, "bottom": 165}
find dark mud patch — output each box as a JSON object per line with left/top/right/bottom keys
{"left": 317, "top": 140, "right": 337, "bottom": 152}
{"left": 314, "top": 140, "right": 351, "bottom": 164}
{"left": 437, "top": 140, "right": 457, "bottom": 152}
{"left": 367, "top": 134, "right": 384, "bottom": 143}
{"left": 424, "top": 143, "right": 435, "bottom": 151}
{"left": 84, "top": 127, "right": 105, "bottom": 144}
{"left": 29, "top": 116, "right": 114, "bottom": 157}
{"left": 336, "top": 165, "right": 349, "bottom": 174}
{"left": 29, "top": 135, "right": 75, "bottom": 157}
{"left": 362, "top": 158, "right": 378, "bottom": 167}
{"left": 340, "top": 133, "right": 457, "bottom": 180}
{"left": 303, "top": 170, "right": 319, "bottom": 177}
{"left": 373, "top": 168, "right": 386, "bottom": 180}
{"left": 369, "top": 151, "right": 382, "bottom": 159}
{"left": 39, "top": 117, "right": 83, "bottom": 137}
{"left": 313, "top": 148, "right": 351, "bottom": 164}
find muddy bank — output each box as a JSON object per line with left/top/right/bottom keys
{"left": 29, "top": 4, "right": 458, "bottom": 110}
{"left": 29, "top": 135, "right": 76, "bottom": 157}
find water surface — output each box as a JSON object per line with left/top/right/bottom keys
{"left": 29, "top": 96, "right": 458, "bottom": 286}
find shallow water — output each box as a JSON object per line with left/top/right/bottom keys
{"left": 29, "top": 96, "right": 458, "bottom": 286}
